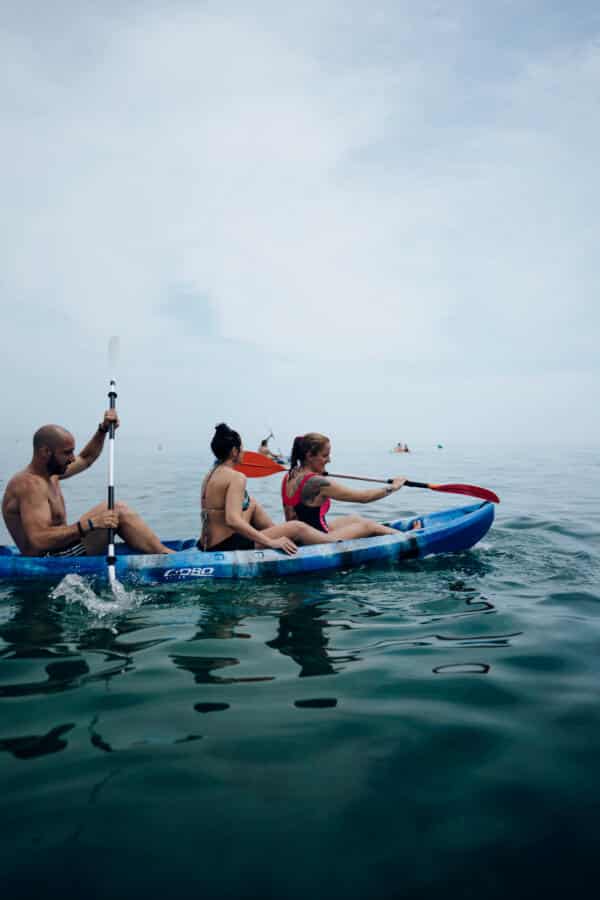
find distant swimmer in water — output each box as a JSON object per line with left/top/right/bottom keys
{"left": 282, "top": 434, "right": 406, "bottom": 539}
{"left": 393, "top": 442, "right": 410, "bottom": 453}
{"left": 199, "top": 424, "right": 349, "bottom": 554}
{"left": 1, "top": 411, "right": 173, "bottom": 557}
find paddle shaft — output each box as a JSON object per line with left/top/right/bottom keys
{"left": 267, "top": 426, "right": 283, "bottom": 458}
{"left": 107, "top": 380, "right": 117, "bottom": 574}
{"left": 326, "top": 471, "right": 426, "bottom": 488}
{"left": 240, "top": 461, "right": 426, "bottom": 488}
{"left": 235, "top": 452, "right": 499, "bottom": 502}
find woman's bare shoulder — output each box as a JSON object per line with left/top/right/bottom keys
{"left": 212, "top": 467, "right": 245, "bottom": 488}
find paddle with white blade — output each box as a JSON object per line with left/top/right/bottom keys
{"left": 106, "top": 336, "right": 120, "bottom": 589}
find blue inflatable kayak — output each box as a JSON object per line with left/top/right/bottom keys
{"left": 0, "top": 502, "right": 493, "bottom": 585}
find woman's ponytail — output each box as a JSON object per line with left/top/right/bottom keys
{"left": 289, "top": 432, "right": 329, "bottom": 471}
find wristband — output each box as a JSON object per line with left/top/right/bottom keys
{"left": 77, "top": 521, "right": 85, "bottom": 538}
{"left": 88, "top": 519, "right": 96, "bottom": 532}
{"left": 98, "top": 423, "right": 109, "bottom": 434}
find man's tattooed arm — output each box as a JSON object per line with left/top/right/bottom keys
{"left": 301, "top": 477, "right": 330, "bottom": 504}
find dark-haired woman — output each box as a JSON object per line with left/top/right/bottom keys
{"left": 282, "top": 433, "right": 405, "bottom": 539}
{"left": 199, "top": 424, "right": 343, "bottom": 555}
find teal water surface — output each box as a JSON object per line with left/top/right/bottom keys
{"left": 1, "top": 442, "right": 599, "bottom": 899}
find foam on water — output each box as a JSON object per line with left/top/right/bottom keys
{"left": 50, "top": 573, "right": 143, "bottom": 617}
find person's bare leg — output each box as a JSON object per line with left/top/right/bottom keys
{"left": 250, "top": 501, "right": 339, "bottom": 546}
{"left": 249, "top": 500, "right": 275, "bottom": 530}
{"left": 258, "top": 516, "right": 400, "bottom": 547}
{"left": 259, "top": 521, "right": 339, "bottom": 546}
{"left": 79, "top": 501, "right": 173, "bottom": 555}
{"left": 327, "top": 515, "right": 398, "bottom": 539}
{"left": 115, "top": 503, "right": 174, "bottom": 553}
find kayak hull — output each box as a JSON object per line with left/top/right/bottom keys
{"left": 0, "top": 502, "right": 494, "bottom": 585}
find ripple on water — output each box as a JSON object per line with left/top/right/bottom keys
{"left": 1, "top": 445, "right": 600, "bottom": 898}
{"left": 540, "top": 589, "right": 600, "bottom": 611}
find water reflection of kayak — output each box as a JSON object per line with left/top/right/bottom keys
{"left": 0, "top": 502, "right": 494, "bottom": 585}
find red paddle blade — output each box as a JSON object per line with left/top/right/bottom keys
{"left": 235, "top": 450, "right": 286, "bottom": 479}
{"left": 428, "top": 483, "right": 500, "bottom": 504}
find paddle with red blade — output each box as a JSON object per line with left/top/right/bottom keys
{"left": 235, "top": 451, "right": 500, "bottom": 503}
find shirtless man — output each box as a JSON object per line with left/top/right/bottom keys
{"left": 257, "top": 438, "right": 278, "bottom": 461}
{"left": 2, "top": 410, "right": 172, "bottom": 557}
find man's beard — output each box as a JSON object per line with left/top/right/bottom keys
{"left": 47, "top": 452, "right": 68, "bottom": 476}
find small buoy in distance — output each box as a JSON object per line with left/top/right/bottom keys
{"left": 437, "top": 443, "right": 444, "bottom": 449}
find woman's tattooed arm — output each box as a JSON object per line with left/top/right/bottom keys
{"left": 301, "top": 477, "right": 330, "bottom": 504}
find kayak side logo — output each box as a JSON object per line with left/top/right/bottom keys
{"left": 163, "top": 566, "right": 215, "bottom": 579}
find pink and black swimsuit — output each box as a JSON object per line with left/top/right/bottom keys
{"left": 282, "top": 473, "right": 331, "bottom": 533}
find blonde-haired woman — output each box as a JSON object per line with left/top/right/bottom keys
{"left": 282, "top": 433, "right": 405, "bottom": 539}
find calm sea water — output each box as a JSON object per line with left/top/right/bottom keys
{"left": 1, "top": 440, "right": 599, "bottom": 899}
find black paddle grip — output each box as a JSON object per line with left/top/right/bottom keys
{"left": 108, "top": 381, "right": 117, "bottom": 438}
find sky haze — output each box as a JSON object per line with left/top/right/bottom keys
{"left": 2, "top": 1, "right": 599, "bottom": 449}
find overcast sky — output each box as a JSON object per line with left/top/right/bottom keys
{"left": 2, "top": 0, "right": 599, "bottom": 450}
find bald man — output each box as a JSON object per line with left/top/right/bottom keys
{"left": 2, "top": 410, "right": 172, "bottom": 557}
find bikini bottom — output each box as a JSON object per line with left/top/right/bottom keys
{"left": 199, "top": 533, "right": 255, "bottom": 552}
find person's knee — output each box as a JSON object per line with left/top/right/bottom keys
{"left": 115, "top": 501, "right": 133, "bottom": 521}
{"left": 293, "top": 522, "right": 312, "bottom": 541}
{"left": 355, "top": 520, "right": 375, "bottom": 537}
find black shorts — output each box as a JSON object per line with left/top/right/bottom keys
{"left": 199, "top": 534, "right": 255, "bottom": 552}
{"left": 44, "top": 542, "right": 87, "bottom": 558}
